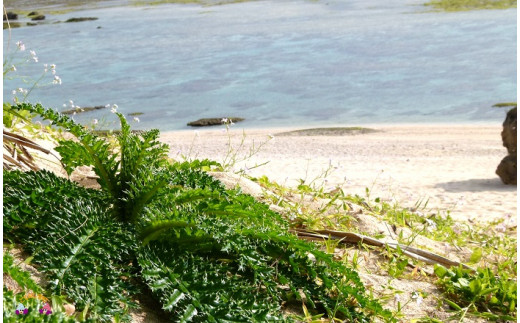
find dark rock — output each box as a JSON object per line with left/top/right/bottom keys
{"left": 62, "top": 105, "right": 107, "bottom": 115}
{"left": 496, "top": 154, "right": 516, "bottom": 185}
{"left": 4, "top": 12, "right": 18, "bottom": 21}
{"left": 501, "top": 107, "right": 516, "bottom": 155}
{"left": 31, "top": 15, "right": 45, "bottom": 21}
{"left": 28, "top": 11, "right": 39, "bottom": 16}
{"left": 65, "top": 17, "right": 98, "bottom": 23}
{"left": 496, "top": 107, "right": 517, "bottom": 185}
{"left": 187, "top": 117, "right": 245, "bottom": 127}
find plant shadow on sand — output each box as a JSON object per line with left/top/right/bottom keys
{"left": 435, "top": 178, "right": 517, "bottom": 192}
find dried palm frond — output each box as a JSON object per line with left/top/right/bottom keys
{"left": 3, "top": 129, "right": 58, "bottom": 171}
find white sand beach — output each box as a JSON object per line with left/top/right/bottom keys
{"left": 160, "top": 124, "right": 517, "bottom": 227}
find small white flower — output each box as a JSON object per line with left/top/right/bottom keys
{"left": 93, "top": 119, "right": 99, "bottom": 125}
{"left": 11, "top": 65, "right": 16, "bottom": 72}
{"left": 111, "top": 107, "right": 117, "bottom": 113}
{"left": 16, "top": 41, "right": 25, "bottom": 51}
{"left": 307, "top": 253, "right": 316, "bottom": 262}
{"left": 12, "top": 90, "right": 16, "bottom": 95}
{"left": 133, "top": 117, "right": 140, "bottom": 123}
{"left": 495, "top": 223, "right": 506, "bottom": 233}
{"left": 411, "top": 292, "right": 423, "bottom": 306}
{"left": 112, "top": 104, "right": 118, "bottom": 109}
{"left": 29, "top": 50, "right": 38, "bottom": 62}
{"left": 394, "top": 294, "right": 401, "bottom": 304}
{"left": 221, "top": 118, "right": 228, "bottom": 124}
{"left": 425, "top": 219, "right": 436, "bottom": 228}
{"left": 53, "top": 75, "right": 62, "bottom": 84}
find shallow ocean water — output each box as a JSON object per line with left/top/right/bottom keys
{"left": 3, "top": 0, "right": 517, "bottom": 130}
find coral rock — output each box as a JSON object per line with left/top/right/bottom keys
{"left": 496, "top": 154, "right": 516, "bottom": 185}
{"left": 496, "top": 107, "right": 517, "bottom": 185}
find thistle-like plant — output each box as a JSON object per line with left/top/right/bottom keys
{"left": 5, "top": 103, "right": 392, "bottom": 322}
{"left": 12, "top": 102, "right": 171, "bottom": 223}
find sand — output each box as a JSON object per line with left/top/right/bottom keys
{"left": 160, "top": 124, "right": 517, "bottom": 227}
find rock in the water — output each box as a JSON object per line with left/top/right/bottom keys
{"left": 4, "top": 12, "right": 18, "bottom": 21}
{"left": 187, "top": 117, "right": 244, "bottom": 127}
{"left": 62, "top": 105, "right": 107, "bottom": 115}
{"left": 31, "top": 15, "right": 45, "bottom": 21}
{"left": 65, "top": 17, "right": 99, "bottom": 23}
{"left": 496, "top": 107, "right": 517, "bottom": 185}
{"left": 28, "top": 11, "right": 39, "bottom": 16}
{"left": 496, "top": 154, "right": 516, "bottom": 185}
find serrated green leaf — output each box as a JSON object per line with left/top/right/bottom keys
{"left": 180, "top": 304, "right": 197, "bottom": 322}
{"left": 163, "top": 290, "right": 185, "bottom": 311}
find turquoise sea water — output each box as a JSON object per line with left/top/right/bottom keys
{"left": 3, "top": 0, "right": 517, "bottom": 130}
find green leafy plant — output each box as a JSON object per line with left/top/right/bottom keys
{"left": 434, "top": 264, "right": 517, "bottom": 321}
{"left": 4, "top": 170, "right": 137, "bottom": 321}
{"left": 13, "top": 102, "right": 171, "bottom": 223}
{"left": 4, "top": 103, "right": 392, "bottom": 322}
{"left": 3, "top": 252, "right": 87, "bottom": 322}
{"left": 3, "top": 252, "right": 42, "bottom": 294}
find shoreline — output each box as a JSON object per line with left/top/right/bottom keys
{"left": 160, "top": 123, "right": 516, "bottom": 226}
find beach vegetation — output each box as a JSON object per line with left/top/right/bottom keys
{"left": 252, "top": 172, "right": 517, "bottom": 321}
{"left": 434, "top": 265, "right": 517, "bottom": 321}
{"left": 4, "top": 102, "right": 391, "bottom": 322}
{"left": 424, "top": 0, "right": 516, "bottom": 11}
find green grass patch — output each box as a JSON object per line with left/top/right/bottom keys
{"left": 424, "top": 0, "right": 516, "bottom": 11}
{"left": 493, "top": 102, "right": 517, "bottom": 108}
